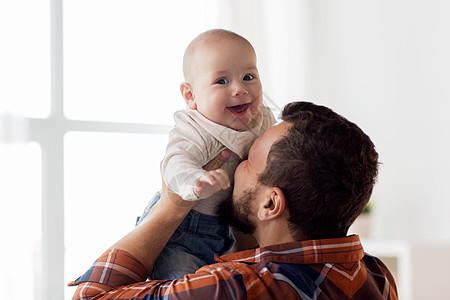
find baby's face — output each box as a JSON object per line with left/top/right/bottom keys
{"left": 187, "top": 38, "right": 262, "bottom": 130}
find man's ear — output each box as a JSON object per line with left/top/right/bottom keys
{"left": 180, "top": 82, "right": 196, "bottom": 110}
{"left": 257, "top": 187, "right": 286, "bottom": 221}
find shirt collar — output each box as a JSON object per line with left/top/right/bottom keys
{"left": 186, "top": 108, "right": 269, "bottom": 159}
{"left": 216, "top": 235, "right": 364, "bottom": 265}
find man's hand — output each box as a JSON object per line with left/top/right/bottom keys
{"left": 203, "top": 149, "right": 231, "bottom": 170}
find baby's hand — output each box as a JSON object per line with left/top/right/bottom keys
{"left": 193, "top": 169, "right": 230, "bottom": 199}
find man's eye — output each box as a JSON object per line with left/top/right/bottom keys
{"left": 243, "top": 74, "right": 255, "bottom": 81}
{"left": 216, "top": 78, "right": 229, "bottom": 84}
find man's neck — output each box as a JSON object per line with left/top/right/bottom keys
{"left": 255, "top": 220, "right": 296, "bottom": 248}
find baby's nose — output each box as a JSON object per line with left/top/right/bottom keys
{"left": 232, "top": 82, "right": 248, "bottom": 96}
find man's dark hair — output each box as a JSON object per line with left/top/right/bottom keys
{"left": 258, "top": 102, "right": 379, "bottom": 240}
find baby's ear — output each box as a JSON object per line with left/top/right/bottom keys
{"left": 180, "top": 82, "right": 196, "bottom": 110}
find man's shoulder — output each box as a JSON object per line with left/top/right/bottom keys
{"left": 189, "top": 252, "right": 398, "bottom": 299}
{"left": 362, "top": 252, "right": 398, "bottom": 281}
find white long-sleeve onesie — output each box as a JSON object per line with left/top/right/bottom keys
{"left": 161, "top": 106, "right": 276, "bottom": 215}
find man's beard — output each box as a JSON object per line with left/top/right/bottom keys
{"left": 217, "top": 187, "right": 257, "bottom": 235}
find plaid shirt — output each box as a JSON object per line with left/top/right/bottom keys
{"left": 69, "top": 235, "right": 398, "bottom": 299}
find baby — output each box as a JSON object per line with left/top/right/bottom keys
{"left": 137, "top": 29, "right": 275, "bottom": 280}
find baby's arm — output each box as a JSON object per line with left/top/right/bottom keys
{"left": 163, "top": 146, "right": 231, "bottom": 200}
{"left": 193, "top": 168, "right": 230, "bottom": 199}
{"left": 163, "top": 112, "right": 231, "bottom": 200}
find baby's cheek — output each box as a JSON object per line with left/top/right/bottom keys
{"left": 251, "top": 99, "right": 262, "bottom": 116}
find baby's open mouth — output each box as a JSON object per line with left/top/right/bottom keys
{"left": 227, "top": 103, "right": 250, "bottom": 115}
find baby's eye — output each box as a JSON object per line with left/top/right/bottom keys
{"left": 243, "top": 74, "right": 255, "bottom": 81}
{"left": 215, "top": 78, "right": 229, "bottom": 84}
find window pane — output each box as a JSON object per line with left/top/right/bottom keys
{"left": 64, "top": 0, "right": 208, "bottom": 124}
{"left": 64, "top": 132, "right": 167, "bottom": 298}
{"left": 0, "top": 0, "right": 50, "bottom": 118}
{"left": 0, "top": 143, "right": 42, "bottom": 299}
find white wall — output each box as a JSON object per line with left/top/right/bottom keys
{"left": 213, "top": 0, "right": 450, "bottom": 244}
{"left": 308, "top": 0, "right": 450, "bottom": 243}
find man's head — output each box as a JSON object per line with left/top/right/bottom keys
{"left": 180, "top": 29, "right": 262, "bottom": 130}
{"left": 218, "top": 101, "right": 379, "bottom": 243}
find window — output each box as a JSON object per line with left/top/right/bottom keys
{"left": 64, "top": 132, "right": 167, "bottom": 290}
{"left": 0, "top": 1, "right": 215, "bottom": 299}
{"left": 63, "top": 0, "right": 203, "bottom": 124}
{"left": 0, "top": 143, "right": 42, "bottom": 299}
{"left": 0, "top": 0, "right": 51, "bottom": 118}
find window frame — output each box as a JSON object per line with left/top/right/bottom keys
{"left": 33, "top": 1, "right": 170, "bottom": 299}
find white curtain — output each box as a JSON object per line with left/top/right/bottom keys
{"left": 205, "top": 0, "right": 312, "bottom": 110}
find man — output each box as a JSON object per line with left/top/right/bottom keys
{"left": 69, "top": 102, "right": 398, "bottom": 299}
